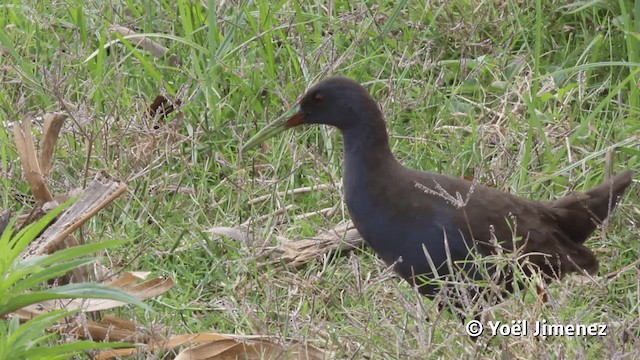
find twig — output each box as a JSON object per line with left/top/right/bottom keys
{"left": 248, "top": 184, "right": 333, "bottom": 205}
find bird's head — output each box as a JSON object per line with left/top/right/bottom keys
{"left": 240, "top": 76, "right": 382, "bottom": 155}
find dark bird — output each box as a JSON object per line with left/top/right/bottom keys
{"left": 241, "top": 76, "right": 634, "bottom": 317}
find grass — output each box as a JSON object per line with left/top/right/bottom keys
{"left": 1, "top": 0, "right": 639, "bottom": 358}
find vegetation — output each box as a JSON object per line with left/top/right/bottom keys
{"left": 1, "top": 0, "right": 638, "bottom": 358}
{"left": 0, "top": 202, "right": 144, "bottom": 359}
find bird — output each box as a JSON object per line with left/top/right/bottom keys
{"left": 241, "top": 76, "right": 634, "bottom": 318}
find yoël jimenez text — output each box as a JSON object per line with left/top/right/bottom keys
{"left": 488, "top": 320, "right": 607, "bottom": 337}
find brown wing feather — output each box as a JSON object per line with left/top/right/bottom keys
{"left": 422, "top": 171, "right": 633, "bottom": 279}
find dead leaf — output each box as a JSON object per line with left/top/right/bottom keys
{"left": 21, "top": 171, "right": 127, "bottom": 260}
{"left": 13, "top": 117, "right": 53, "bottom": 203}
{"left": 97, "top": 332, "right": 332, "bottom": 360}
{"left": 109, "top": 24, "right": 180, "bottom": 66}
{"left": 14, "top": 273, "right": 174, "bottom": 319}
{"left": 39, "top": 113, "right": 67, "bottom": 177}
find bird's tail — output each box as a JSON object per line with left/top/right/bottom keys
{"left": 552, "top": 170, "right": 634, "bottom": 244}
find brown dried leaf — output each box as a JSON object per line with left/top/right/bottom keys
{"left": 71, "top": 315, "right": 157, "bottom": 343}
{"left": 278, "top": 222, "right": 364, "bottom": 268}
{"left": 97, "top": 333, "right": 331, "bottom": 360}
{"left": 13, "top": 117, "right": 53, "bottom": 203}
{"left": 13, "top": 273, "right": 174, "bottom": 319}
{"left": 146, "top": 94, "right": 182, "bottom": 124}
{"left": 109, "top": 24, "right": 180, "bottom": 66}
{"left": 209, "top": 221, "right": 364, "bottom": 268}
{"left": 39, "top": 113, "right": 67, "bottom": 177}
{"left": 21, "top": 171, "right": 127, "bottom": 259}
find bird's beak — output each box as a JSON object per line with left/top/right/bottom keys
{"left": 240, "top": 108, "right": 305, "bottom": 155}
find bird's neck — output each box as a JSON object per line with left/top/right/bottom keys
{"left": 342, "top": 121, "right": 398, "bottom": 180}
{"left": 341, "top": 120, "right": 400, "bottom": 237}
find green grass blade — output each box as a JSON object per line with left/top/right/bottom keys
{"left": 1, "top": 283, "right": 148, "bottom": 316}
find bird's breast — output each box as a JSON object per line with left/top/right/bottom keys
{"left": 344, "top": 170, "right": 472, "bottom": 277}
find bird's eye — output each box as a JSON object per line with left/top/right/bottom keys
{"left": 312, "top": 92, "right": 323, "bottom": 103}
